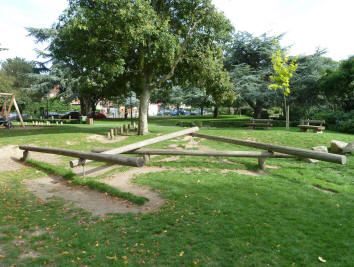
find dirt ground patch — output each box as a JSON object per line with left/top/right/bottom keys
{"left": 86, "top": 134, "right": 128, "bottom": 143}
{"left": 0, "top": 145, "right": 63, "bottom": 172}
{"left": 23, "top": 167, "right": 168, "bottom": 217}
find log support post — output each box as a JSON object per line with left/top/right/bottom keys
{"left": 143, "top": 154, "right": 150, "bottom": 165}
{"left": 258, "top": 157, "right": 266, "bottom": 170}
{"left": 21, "top": 150, "right": 30, "bottom": 161}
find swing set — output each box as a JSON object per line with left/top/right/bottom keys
{"left": 0, "top": 93, "right": 25, "bottom": 128}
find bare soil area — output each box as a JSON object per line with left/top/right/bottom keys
{"left": 0, "top": 145, "right": 63, "bottom": 172}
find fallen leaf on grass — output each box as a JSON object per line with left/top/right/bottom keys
{"left": 318, "top": 256, "right": 326, "bottom": 263}
{"left": 106, "top": 254, "right": 118, "bottom": 261}
{"left": 179, "top": 251, "right": 184, "bottom": 256}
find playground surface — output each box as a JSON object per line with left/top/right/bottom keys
{"left": 0, "top": 123, "right": 353, "bottom": 266}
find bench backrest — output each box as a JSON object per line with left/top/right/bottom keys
{"left": 301, "top": 119, "right": 325, "bottom": 126}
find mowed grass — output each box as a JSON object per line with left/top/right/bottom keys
{"left": 0, "top": 121, "right": 353, "bottom": 266}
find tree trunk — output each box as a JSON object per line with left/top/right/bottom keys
{"left": 254, "top": 104, "right": 263, "bottom": 119}
{"left": 213, "top": 106, "right": 219, "bottom": 118}
{"left": 79, "top": 96, "right": 90, "bottom": 115}
{"left": 284, "top": 97, "right": 289, "bottom": 130}
{"left": 124, "top": 106, "right": 128, "bottom": 120}
{"left": 176, "top": 104, "right": 180, "bottom": 116}
{"left": 200, "top": 107, "right": 204, "bottom": 115}
{"left": 138, "top": 87, "right": 151, "bottom": 135}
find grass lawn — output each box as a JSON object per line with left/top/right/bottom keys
{"left": 0, "top": 120, "right": 353, "bottom": 266}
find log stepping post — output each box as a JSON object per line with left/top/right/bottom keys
{"left": 258, "top": 157, "right": 266, "bottom": 170}
{"left": 114, "top": 128, "right": 118, "bottom": 136}
{"left": 21, "top": 150, "right": 30, "bottom": 161}
{"left": 143, "top": 154, "right": 150, "bottom": 165}
{"left": 120, "top": 126, "right": 123, "bottom": 135}
{"left": 110, "top": 128, "right": 115, "bottom": 139}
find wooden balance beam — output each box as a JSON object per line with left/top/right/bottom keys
{"left": 91, "top": 147, "right": 295, "bottom": 170}
{"left": 191, "top": 133, "right": 346, "bottom": 165}
{"left": 70, "top": 127, "right": 200, "bottom": 167}
{"left": 19, "top": 145, "right": 145, "bottom": 167}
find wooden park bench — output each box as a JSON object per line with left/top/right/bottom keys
{"left": 298, "top": 119, "right": 325, "bottom": 133}
{"left": 247, "top": 119, "right": 273, "bottom": 130}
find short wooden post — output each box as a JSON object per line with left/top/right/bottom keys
{"left": 120, "top": 126, "right": 123, "bottom": 135}
{"left": 69, "top": 115, "right": 71, "bottom": 120}
{"left": 143, "top": 154, "right": 150, "bottom": 165}
{"left": 258, "top": 157, "right": 266, "bottom": 170}
{"left": 114, "top": 128, "right": 118, "bottom": 136}
{"left": 51, "top": 116, "right": 54, "bottom": 120}
{"left": 133, "top": 122, "right": 136, "bottom": 130}
{"left": 21, "top": 150, "right": 30, "bottom": 161}
{"left": 107, "top": 132, "right": 111, "bottom": 139}
{"left": 122, "top": 124, "right": 126, "bottom": 132}
{"left": 56, "top": 121, "right": 59, "bottom": 125}
{"left": 128, "top": 124, "right": 131, "bottom": 130}
{"left": 110, "top": 128, "right": 115, "bottom": 139}
{"left": 32, "top": 121, "right": 34, "bottom": 125}
{"left": 60, "top": 121, "right": 63, "bottom": 125}
{"left": 126, "top": 127, "right": 129, "bottom": 135}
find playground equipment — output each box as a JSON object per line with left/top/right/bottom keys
{"left": 19, "top": 127, "right": 346, "bottom": 177}
{"left": 0, "top": 93, "right": 25, "bottom": 128}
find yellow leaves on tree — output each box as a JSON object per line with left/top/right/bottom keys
{"left": 268, "top": 47, "right": 298, "bottom": 96}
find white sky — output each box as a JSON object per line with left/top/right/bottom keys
{"left": 0, "top": 0, "right": 353, "bottom": 63}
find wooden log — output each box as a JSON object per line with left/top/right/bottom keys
{"left": 143, "top": 154, "right": 150, "bottom": 164}
{"left": 91, "top": 147, "right": 294, "bottom": 158}
{"left": 107, "top": 132, "right": 111, "bottom": 139}
{"left": 258, "top": 157, "right": 266, "bottom": 170}
{"left": 19, "top": 146, "right": 145, "bottom": 167}
{"left": 110, "top": 128, "right": 114, "bottom": 139}
{"left": 120, "top": 126, "right": 123, "bottom": 135}
{"left": 191, "top": 132, "right": 346, "bottom": 165}
{"left": 70, "top": 127, "right": 199, "bottom": 167}
{"left": 114, "top": 128, "right": 118, "bottom": 136}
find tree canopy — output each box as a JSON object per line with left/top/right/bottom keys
{"left": 319, "top": 55, "right": 354, "bottom": 111}
{"left": 47, "top": 0, "right": 233, "bottom": 134}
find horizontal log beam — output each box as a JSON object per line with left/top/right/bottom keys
{"left": 91, "top": 147, "right": 294, "bottom": 158}
{"left": 191, "top": 133, "right": 346, "bottom": 165}
{"left": 19, "top": 145, "right": 144, "bottom": 167}
{"left": 70, "top": 127, "right": 199, "bottom": 167}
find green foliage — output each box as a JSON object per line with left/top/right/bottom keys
{"left": 269, "top": 46, "right": 298, "bottom": 96}
{"left": 22, "top": 99, "right": 79, "bottom": 117}
{"left": 0, "top": 57, "right": 42, "bottom": 105}
{"left": 312, "top": 109, "right": 354, "bottom": 133}
{"left": 319, "top": 55, "right": 354, "bottom": 111}
{"left": 45, "top": 0, "right": 234, "bottom": 133}
{"left": 289, "top": 51, "right": 338, "bottom": 112}
{"left": 226, "top": 32, "right": 283, "bottom": 117}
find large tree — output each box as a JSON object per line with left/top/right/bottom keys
{"left": 226, "top": 32, "right": 283, "bottom": 118}
{"left": 319, "top": 55, "right": 354, "bottom": 112}
{"left": 48, "top": 0, "right": 233, "bottom": 134}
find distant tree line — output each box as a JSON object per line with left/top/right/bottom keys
{"left": 0, "top": 0, "right": 352, "bottom": 133}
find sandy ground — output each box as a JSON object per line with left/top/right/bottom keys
{"left": 86, "top": 134, "right": 128, "bottom": 143}
{"left": 23, "top": 167, "right": 167, "bottom": 217}
{"left": 0, "top": 145, "right": 63, "bottom": 172}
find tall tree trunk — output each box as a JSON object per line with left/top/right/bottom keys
{"left": 200, "top": 107, "right": 204, "bottom": 115}
{"left": 213, "top": 106, "right": 219, "bottom": 118}
{"left": 138, "top": 87, "right": 151, "bottom": 135}
{"left": 124, "top": 106, "right": 128, "bottom": 120}
{"left": 254, "top": 105, "right": 262, "bottom": 119}
{"left": 79, "top": 96, "right": 90, "bottom": 115}
{"left": 284, "top": 96, "right": 289, "bottom": 130}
